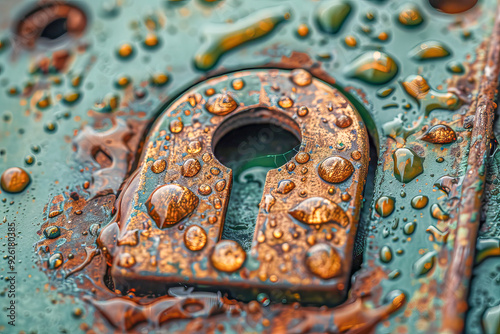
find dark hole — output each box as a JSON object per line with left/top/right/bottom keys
{"left": 214, "top": 123, "right": 300, "bottom": 252}
{"left": 40, "top": 18, "right": 68, "bottom": 40}
{"left": 92, "top": 147, "right": 113, "bottom": 169}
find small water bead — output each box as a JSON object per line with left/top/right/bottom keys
{"left": 211, "top": 240, "right": 246, "bottom": 272}
{"left": 184, "top": 225, "right": 207, "bottom": 251}
{"left": 398, "top": 4, "right": 424, "bottom": 26}
{"left": 181, "top": 158, "right": 201, "bottom": 177}
{"left": 409, "top": 41, "right": 451, "bottom": 60}
{"left": 214, "top": 198, "right": 222, "bottom": 209}
{"left": 344, "top": 35, "right": 357, "bottom": 47}
{"left": 205, "top": 88, "right": 216, "bottom": 96}
{"left": 117, "top": 253, "right": 136, "bottom": 268}
{"left": 205, "top": 93, "right": 238, "bottom": 116}
{"left": 297, "top": 106, "right": 309, "bottom": 117}
{"left": 273, "top": 229, "right": 283, "bottom": 239}
{"left": 447, "top": 61, "right": 465, "bottom": 74}
{"left": 341, "top": 192, "right": 351, "bottom": 201}
{"left": 117, "top": 43, "right": 134, "bottom": 58}
{"left": 169, "top": 120, "right": 183, "bottom": 133}
{"left": 305, "top": 243, "right": 342, "bottom": 279}
{"left": 375, "top": 196, "right": 395, "bottom": 217}
{"left": 335, "top": 115, "right": 353, "bottom": 128}
{"left": 210, "top": 167, "right": 220, "bottom": 175}
{"left": 380, "top": 246, "right": 393, "bottom": 263}
{"left": 414, "top": 251, "right": 436, "bottom": 276}
{"left": 25, "top": 155, "right": 35, "bottom": 165}
{"left": 48, "top": 253, "right": 64, "bottom": 269}
{"left": 150, "top": 72, "right": 169, "bottom": 86}
{"left": 296, "top": 23, "right": 309, "bottom": 37}
{"left": 411, "top": 195, "right": 428, "bottom": 209}
{"left": 436, "top": 157, "right": 444, "bottom": 163}
{"left": 145, "top": 184, "right": 199, "bottom": 228}
{"left": 351, "top": 150, "right": 361, "bottom": 160}
{"left": 403, "top": 222, "right": 416, "bottom": 235}
{"left": 43, "top": 226, "right": 61, "bottom": 239}
{"left": 295, "top": 152, "right": 310, "bottom": 164}
{"left": 151, "top": 159, "right": 166, "bottom": 173}
{"left": 430, "top": 203, "right": 449, "bottom": 220}
{"left": 345, "top": 51, "right": 398, "bottom": 85}
{"left": 393, "top": 148, "right": 424, "bottom": 183}
{"left": 287, "top": 161, "right": 296, "bottom": 171}
{"left": 276, "top": 180, "right": 295, "bottom": 194}
{"left": 198, "top": 184, "right": 212, "bottom": 196}
{"left": 1, "top": 167, "right": 31, "bottom": 193}
{"left": 290, "top": 69, "right": 312, "bottom": 87}
{"left": 232, "top": 78, "right": 245, "bottom": 90}
{"left": 202, "top": 153, "right": 212, "bottom": 162}
{"left": 187, "top": 140, "right": 202, "bottom": 154}
{"left": 318, "top": 156, "right": 354, "bottom": 184}
{"left": 115, "top": 75, "right": 131, "bottom": 88}
{"left": 289, "top": 197, "right": 349, "bottom": 226}
{"left": 37, "top": 94, "right": 51, "bottom": 109}
{"left": 143, "top": 33, "right": 159, "bottom": 48}
{"left": 278, "top": 96, "right": 294, "bottom": 109}
{"left": 419, "top": 124, "right": 457, "bottom": 144}
{"left": 215, "top": 179, "right": 226, "bottom": 192}
{"left": 378, "top": 32, "right": 389, "bottom": 41}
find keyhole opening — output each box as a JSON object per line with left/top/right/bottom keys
{"left": 213, "top": 109, "right": 301, "bottom": 251}
{"left": 40, "top": 18, "right": 68, "bottom": 41}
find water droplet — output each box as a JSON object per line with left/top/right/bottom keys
{"left": 143, "top": 33, "right": 159, "bottom": 48}
{"left": 145, "top": 184, "right": 199, "bottom": 228}
{"left": 89, "top": 223, "right": 100, "bottom": 237}
{"left": 273, "top": 229, "right": 283, "bottom": 239}
{"left": 345, "top": 51, "right": 398, "bottom": 84}
{"left": 115, "top": 75, "right": 131, "bottom": 88}
{"left": 278, "top": 96, "right": 294, "bottom": 109}
{"left": 211, "top": 240, "right": 246, "bottom": 272}
{"left": 344, "top": 35, "right": 357, "bottom": 47}
{"left": 393, "top": 148, "right": 424, "bottom": 183}
{"left": 49, "top": 253, "right": 63, "bottom": 269}
{"left": 419, "top": 124, "right": 457, "bottom": 144}
{"left": 187, "top": 140, "right": 202, "bottom": 154}
{"left": 117, "top": 43, "right": 134, "bottom": 58}
{"left": 402, "top": 75, "right": 460, "bottom": 114}
{"left": 413, "top": 251, "right": 436, "bottom": 276}
{"left": 181, "top": 158, "right": 201, "bottom": 177}
{"left": 151, "top": 159, "right": 166, "bottom": 173}
{"left": 170, "top": 119, "right": 183, "bottom": 133}
{"left": 215, "top": 179, "right": 226, "bottom": 192}
{"left": 198, "top": 184, "right": 212, "bottom": 196}
{"left": 398, "top": 4, "right": 424, "bottom": 26}
{"left": 377, "top": 87, "right": 394, "bottom": 98}
{"left": 257, "top": 293, "right": 271, "bottom": 306}
{"left": 150, "top": 72, "right": 169, "bottom": 86}
{"left": 318, "top": 156, "right": 354, "bottom": 183}
{"left": 403, "top": 222, "right": 416, "bottom": 235}
{"left": 426, "top": 225, "right": 449, "bottom": 244}
{"left": 184, "top": 225, "right": 207, "bottom": 251}
{"left": 380, "top": 245, "right": 393, "bottom": 263}
{"left": 411, "top": 195, "right": 428, "bottom": 209}
{"left": 336, "top": 115, "right": 353, "bottom": 128}
{"left": 375, "top": 196, "right": 395, "bottom": 217}
{"left": 351, "top": 150, "right": 361, "bottom": 160}
{"left": 475, "top": 238, "right": 500, "bottom": 264}
{"left": 429, "top": 0, "right": 478, "bottom": 14}
{"left": 276, "top": 180, "right": 295, "bottom": 194}
{"left": 305, "top": 243, "right": 342, "bottom": 279}
{"left": 341, "top": 192, "right": 351, "bottom": 201}
{"left": 290, "top": 69, "right": 312, "bottom": 86}
{"left": 43, "top": 226, "right": 61, "bottom": 239}
{"left": 1, "top": 167, "right": 31, "bottom": 193}
{"left": 202, "top": 153, "right": 212, "bottom": 162}
{"left": 296, "top": 23, "right": 310, "bottom": 37}
{"left": 295, "top": 152, "right": 310, "bottom": 164}
{"left": 289, "top": 197, "right": 349, "bottom": 227}
{"left": 205, "top": 93, "right": 238, "bottom": 116}
{"left": 286, "top": 161, "right": 296, "bottom": 171}
{"left": 37, "top": 93, "right": 51, "bottom": 109}
{"left": 430, "top": 203, "right": 449, "bottom": 220}
{"left": 409, "top": 41, "right": 451, "bottom": 60}
{"left": 262, "top": 194, "right": 276, "bottom": 213}
{"left": 297, "top": 106, "right": 309, "bottom": 117}
{"left": 316, "top": 1, "right": 352, "bottom": 34}
{"left": 434, "top": 175, "right": 459, "bottom": 195}
{"left": 210, "top": 167, "right": 220, "bottom": 175}
{"left": 446, "top": 61, "right": 465, "bottom": 74}
{"left": 117, "top": 253, "right": 136, "bottom": 268}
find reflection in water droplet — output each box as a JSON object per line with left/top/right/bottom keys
{"left": 181, "top": 158, "right": 201, "bottom": 177}
{"left": 336, "top": 115, "right": 353, "bottom": 128}
{"left": 318, "top": 156, "right": 354, "bottom": 183}
{"left": 419, "top": 124, "right": 457, "bottom": 144}
{"left": 344, "top": 35, "right": 357, "bottom": 47}
{"left": 215, "top": 179, "right": 226, "bottom": 192}
{"left": 151, "top": 159, "right": 166, "bottom": 173}
{"left": 430, "top": 203, "right": 450, "bottom": 220}
{"left": 291, "top": 69, "right": 312, "bottom": 86}
{"left": 198, "top": 184, "right": 212, "bottom": 196}
{"left": 205, "top": 93, "right": 238, "bottom": 116}
{"left": 447, "top": 60, "right": 465, "bottom": 74}
{"left": 345, "top": 51, "right": 398, "bottom": 84}
{"left": 1, "top": 167, "right": 31, "bottom": 193}
{"left": 145, "top": 184, "right": 199, "bottom": 228}
{"left": 392, "top": 147, "right": 424, "bottom": 183}
{"left": 297, "top": 106, "right": 309, "bottom": 117}
{"left": 117, "top": 43, "right": 134, "bottom": 58}
{"left": 296, "top": 152, "right": 310, "bottom": 164}
{"left": 305, "top": 243, "right": 342, "bottom": 279}
{"left": 426, "top": 225, "right": 449, "bottom": 244}
{"left": 296, "top": 23, "right": 309, "bottom": 37}
{"left": 375, "top": 196, "right": 395, "bottom": 217}
{"left": 315, "top": 1, "right": 352, "bottom": 34}
{"left": 409, "top": 41, "right": 451, "bottom": 60}
{"left": 278, "top": 96, "right": 294, "bottom": 109}
{"left": 413, "top": 251, "right": 436, "bottom": 276}
{"left": 184, "top": 225, "right": 207, "bottom": 251}
{"left": 187, "top": 140, "right": 202, "bottom": 154}
{"left": 276, "top": 179, "right": 295, "bottom": 194}
{"left": 289, "top": 197, "right": 349, "bottom": 227}
{"left": 211, "top": 240, "right": 246, "bottom": 272}
{"left": 403, "top": 222, "right": 416, "bottom": 235}
{"left": 170, "top": 120, "right": 183, "bottom": 133}
{"left": 150, "top": 72, "right": 169, "bottom": 86}
{"left": 398, "top": 4, "right": 424, "bottom": 26}
{"left": 411, "top": 195, "right": 428, "bottom": 209}
{"left": 402, "top": 75, "right": 461, "bottom": 114}
{"left": 380, "top": 245, "right": 393, "bottom": 263}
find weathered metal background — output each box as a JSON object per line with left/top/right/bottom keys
{"left": 0, "top": 0, "right": 499, "bottom": 333}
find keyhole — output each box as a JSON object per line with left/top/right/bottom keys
{"left": 213, "top": 110, "right": 301, "bottom": 251}
{"left": 40, "top": 18, "right": 68, "bottom": 41}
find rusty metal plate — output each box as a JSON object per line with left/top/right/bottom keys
{"left": 0, "top": 0, "right": 500, "bottom": 333}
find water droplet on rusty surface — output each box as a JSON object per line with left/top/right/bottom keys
{"left": 290, "top": 69, "right": 312, "bottom": 86}
{"left": 297, "top": 106, "right": 309, "bottom": 117}
{"left": 411, "top": 195, "right": 428, "bottom": 209}
{"left": 151, "top": 159, "right": 166, "bottom": 173}
{"left": 419, "top": 124, "right": 457, "bottom": 144}
{"left": 232, "top": 78, "right": 245, "bottom": 90}
{"left": 344, "top": 35, "right": 357, "bottom": 47}
{"left": 184, "top": 225, "right": 207, "bottom": 251}
{"left": 289, "top": 197, "right": 349, "bottom": 227}
{"left": 305, "top": 243, "right": 342, "bottom": 279}
{"left": 276, "top": 180, "right": 295, "bottom": 194}
{"left": 215, "top": 179, "right": 226, "bottom": 192}
{"left": 273, "top": 229, "right": 283, "bottom": 239}
{"left": 278, "top": 96, "right": 294, "bottom": 109}
{"left": 318, "top": 156, "right": 354, "bottom": 183}
{"left": 143, "top": 33, "right": 159, "bottom": 48}
{"left": 380, "top": 245, "right": 393, "bottom": 263}
{"left": 170, "top": 119, "right": 184, "bottom": 133}
{"left": 351, "top": 150, "right": 361, "bottom": 160}
{"left": 286, "top": 161, "right": 296, "bottom": 171}
{"left": 211, "top": 240, "right": 246, "bottom": 272}
{"left": 145, "top": 184, "right": 199, "bottom": 228}
{"left": 263, "top": 194, "right": 276, "bottom": 213}
{"left": 198, "top": 184, "right": 212, "bottom": 196}
{"left": 117, "top": 253, "right": 136, "bottom": 268}
{"left": 345, "top": 51, "right": 398, "bottom": 84}
{"left": 430, "top": 203, "right": 449, "bottom": 220}
{"left": 403, "top": 222, "right": 416, "bottom": 235}
{"left": 335, "top": 115, "right": 353, "bottom": 128}
{"left": 205, "top": 93, "right": 238, "bottom": 116}
{"left": 295, "top": 152, "right": 310, "bottom": 164}
{"left": 49, "top": 253, "right": 63, "bottom": 269}
{"left": 181, "top": 158, "right": 201, "bottom": 177}
{"left": 1, "top": 167, "right": 31, "bottom": 193}
{"left": 409, "top": 41, "right": 451, "bottom": 60}
{"left": 150, "top": 72, "right": 169, "bottom": 86}
{"left": 398, "top": 4, "right": 424, "bottom": 26}
{"left": 375, "top": 196, "right": 395, "bottom": 217}
{"left": 414, "top": 251, "right": 436, "bottom": 276}
{"left": 44, "top": 226, "right": 61, "bottom": 239}
{"left": 187, "top": 140, "right": 202, "bottom": 154}
{"left": 429, "top": 0, "right": 478, "bottom": 14}
{"left": 296, "top": 23, "right": 309, "bottom": 37}
{"left": 117, "top": 43, "right": 134, "bottom": 58}
{"left": 315, "top": 1, "right": 352, "bottom": 34}
{"left": 393, "top": 148, "right": 424, "bottom": 183}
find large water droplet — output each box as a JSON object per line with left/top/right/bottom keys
{"left": 419, "top": 124, "right": 457, "bottom": 144}
{"left": 392, "top": 147, "right": 424, "bottom": 183}
{"left": 43, "top": 226, "right": 61, "bottom": 239}
{"left": 211, "top": 240, "right": 246, "bottom": 272}
{"left": 411, "top": 195, "right": 428, "bottom": 209}
{"left": 181, "top": 158, "right": 201, "bottom": 177}
{"left": 380, "top": 245, "right": 393, "bottom": 263}
{"left": 375, "top": 196, "right": 395, "bottom": 217}
{"left": 49, "top": 253, "right": 64, "bottom": 269}
{"left": 413, "top": 251, "right": 436, "bottom": 276}
{"left": 305, "top": 243, "right": 342, "bottom": 279}
{"left": 408, "top": 41, "right": 451, "bottom": 60}
{"left": 318, "top": 156, "right": 354, "bottom": 183}
{"left": 290, "top": 69, "right": 312, "bottom": 86}
{"left": 1, "top": 167, "right": 31, "bottom": 193}
{"left": 345, "top": 51, "right": 398, "bottom": 84}
{"left": 276, "top": 179, "right": 295, "bottom": 194}
{"left": 205, "top": 93, "right": 238, "bottom": 116}
{"left": 315, "top": 1, "right": 352, "bottom": 34}
{"left": 184, "top": 225, "right": 207, "bottom": 251}
{"left": 289, "top": 197, "right": 349, "bottom": 226}
{"left": 145, "top": 184, "right": 199, "bottom": 228}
